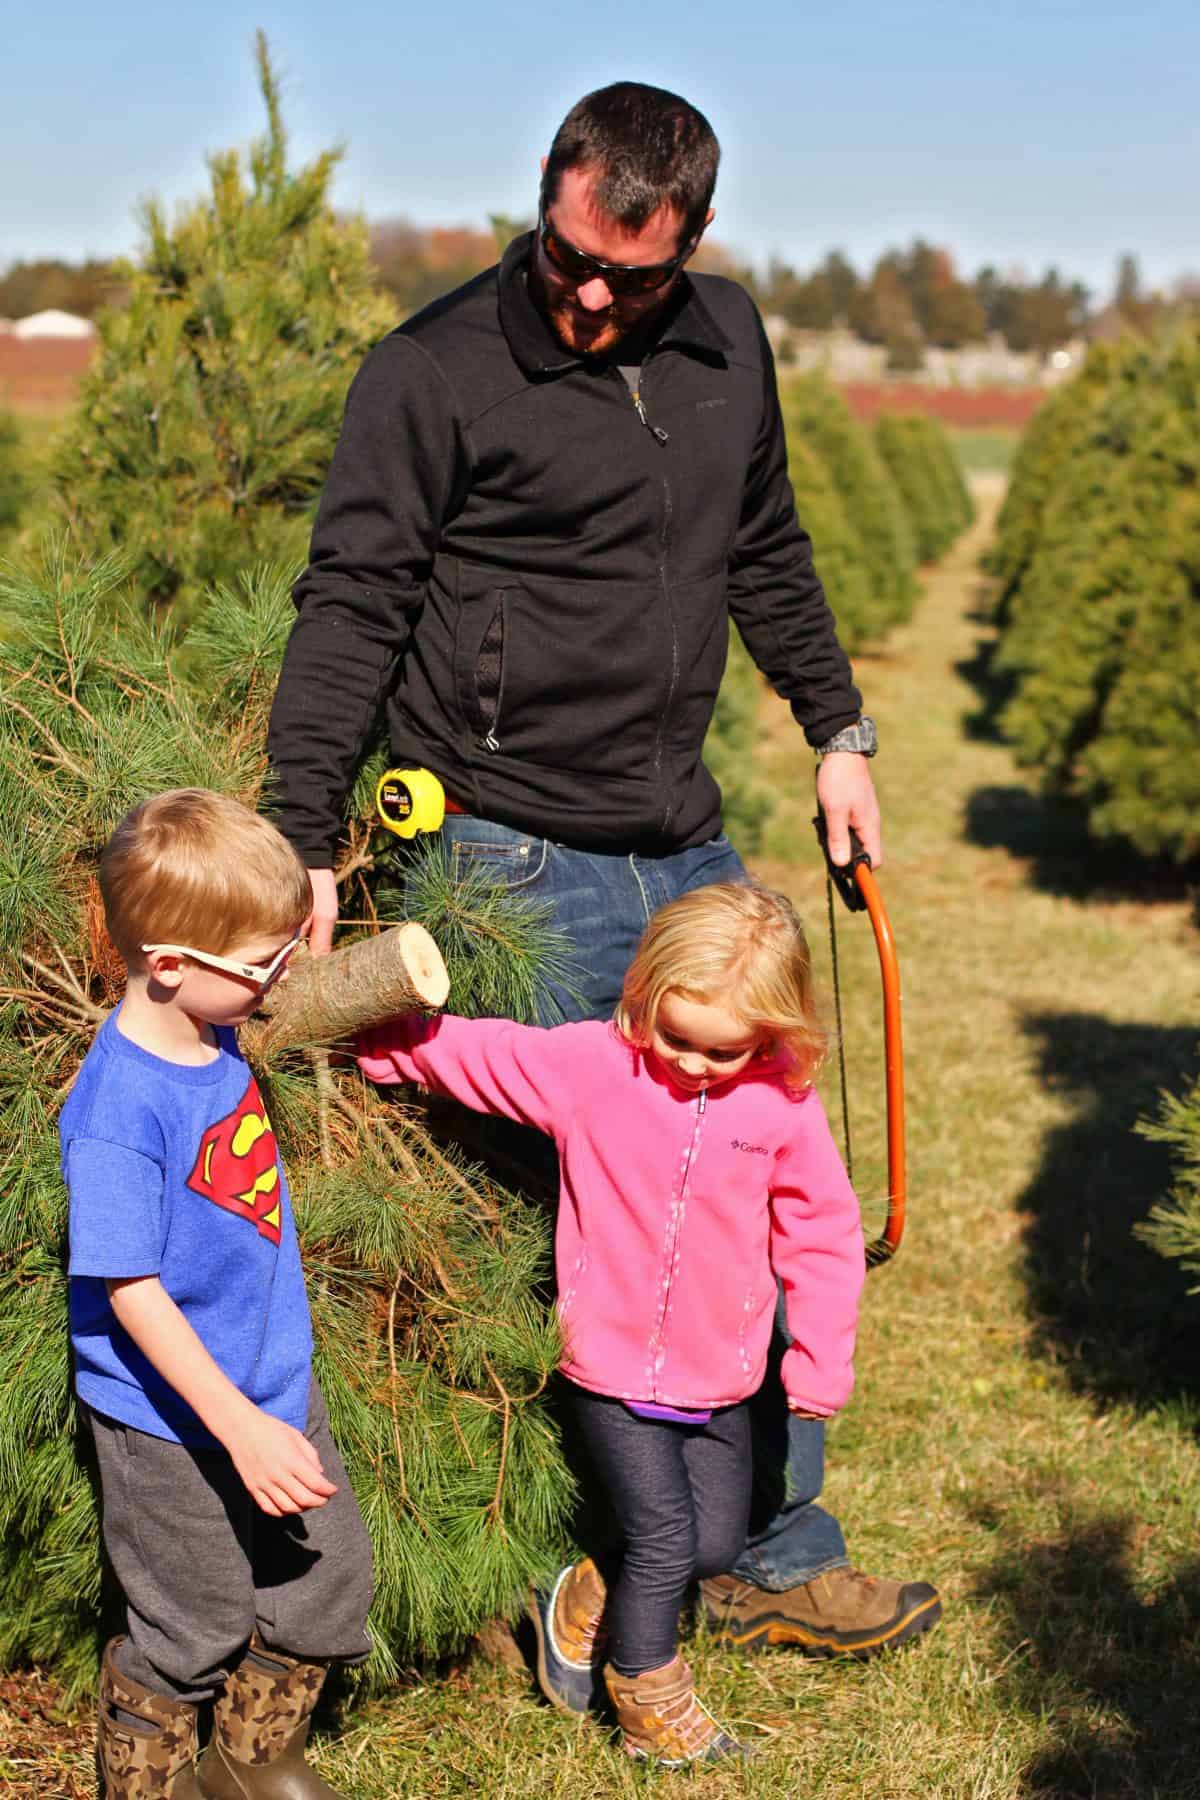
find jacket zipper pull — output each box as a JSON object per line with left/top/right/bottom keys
{"left": 698, "top": 1089, "right": 707, "bottom": 1114}
{"left": 482, "top": 729, "right": 500, "bottom": 752}
{"left": 633, "top": 390, "right": 670, "bottom": 445}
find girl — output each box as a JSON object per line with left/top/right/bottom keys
{"left": 358, "top": 882, "right": 864, "bottom": 1765}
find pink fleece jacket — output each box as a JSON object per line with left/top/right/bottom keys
{"left": 358, "top": 1015, "right": 865, "bottom": 1416}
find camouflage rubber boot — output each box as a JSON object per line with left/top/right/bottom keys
{"left": 602, "top": 1654, "right": 747, "bottom": 1766}
{"left": 97, "top": 1637, "right": 205, "bottom": 1798}
{"left": 195, "top": 1635, "right": 339, "bottom": 1799}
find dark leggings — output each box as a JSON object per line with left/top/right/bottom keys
{"left": 569, "top": 1387, "right": 752, "bottom": 1676}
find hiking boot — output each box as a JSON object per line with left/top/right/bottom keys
{"left": 700, "top": 1565, "right": 942, "bottom": 1659}
{"left": 603, "top": 1655, "right": 747, "bottom": 1765}
{"left": 527, "top": 1556, "right": 608, "bottom": 1713}
{"left": 195, "top": 1634, "right": 340, "bottom": 1798}
{"left": 97, "top": 1637, "right": 204, "bottom": 1798}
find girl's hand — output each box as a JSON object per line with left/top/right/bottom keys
{"left": 224, "top": 1408, "right": 337, "bottom": 1516}
{"left": 788, "top": 1405, "right": 828, "bottom": 1420}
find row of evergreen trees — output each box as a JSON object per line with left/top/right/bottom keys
{"left": 988, "top": 327, "right": 1200, "bottom": 1326}
{"left": 715, "top": 386, "right": 972, "bottom": 855}
{"left": 987, "top": 324, "right": 1200, "bottom": 866}
{"left": 782, "top": 378, "right": 973, "bottom": 645}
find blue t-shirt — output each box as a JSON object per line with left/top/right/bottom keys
{"left": 61, "top": 1009, "right": 313, "bottom": 1446}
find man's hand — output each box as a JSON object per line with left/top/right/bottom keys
{"left": 307, "top": 868, "right": 339, "bottom": 957}
{"left": 816, "top": 752, "right": 883, "bottom": 870}
{"left": 225, "top": 1408, "right": 338, "bottom": 1517}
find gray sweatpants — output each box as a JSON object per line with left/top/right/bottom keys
{"left": 86, "top": 1380, "right": 374, "bottom": 1702}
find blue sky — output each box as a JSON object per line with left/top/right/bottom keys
{"left": 5, "top": 0, "right": 1197, "bottom": 303}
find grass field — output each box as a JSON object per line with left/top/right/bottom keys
{"left": 3, "top": 483, "right": 1199, "bottom": 1798}
{"left": 947, "top": 429, "right": 1019, "bottom": 475}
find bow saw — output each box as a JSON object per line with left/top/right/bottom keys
{"left": 813, "top": 809, "right": 906, "bottom": 1269}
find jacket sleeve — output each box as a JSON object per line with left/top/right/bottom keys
{"left": 357, "top": 1012, "right": 573, "bottom": 1141}
{"left": 726, "top": 306, "right": 863, "bottom": 747}
{"left": 768, "top": 1091, "right": 866, "bottom": 1415}
{"left": 266, "top": 334, "right": 470, "bottom": 865}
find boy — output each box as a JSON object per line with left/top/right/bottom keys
{"left": 62, "top": 789, "right": 373, "bottom": 1799}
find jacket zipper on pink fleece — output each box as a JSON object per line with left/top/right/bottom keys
{"left": 646, "top": 1088, "right": 707, "bottom": 1401}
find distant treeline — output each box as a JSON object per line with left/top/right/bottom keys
{"left": 3, "top": 232, "right": 1193, "bottom": 363}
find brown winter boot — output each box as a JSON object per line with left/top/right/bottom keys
{"left": 700, "top": 1566, "right": 942, "bottom": 1659}
{"left": 195, "top": 1635, "right": 340, "bottom": 1799}
{"left": 97, "top": 1637, "right": 204, "bottom": 1798}
{"left": 603, "top": 1654, "right": 746, "bottom": 1765}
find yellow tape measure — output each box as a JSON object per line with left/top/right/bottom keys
{"left": 374, "top": 768, "right": 447, "bottom": 839}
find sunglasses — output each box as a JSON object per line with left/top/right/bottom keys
{"left": 141, "top": 929, "right": 304, "bottom": 989}
{"left": 537, "top": 196, "right": 695, "bottom": 297}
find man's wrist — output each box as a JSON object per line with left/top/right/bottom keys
{"left": 814, "top": 714, "right": 878, "bottom": 758}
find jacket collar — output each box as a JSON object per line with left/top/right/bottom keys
{"left": 498, "top": 231, "right": 732, "bottom": 378}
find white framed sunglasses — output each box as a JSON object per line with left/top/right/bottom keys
{"left": 140, "top": 929, "right": 304, "bottom": 988}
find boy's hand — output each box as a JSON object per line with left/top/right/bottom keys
{"left": 225, "top": 1409, "right": 338, "bottom": 1516}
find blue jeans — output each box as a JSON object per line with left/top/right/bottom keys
{"left": 435, "top": 816, "right": 849, "bottom": 1588}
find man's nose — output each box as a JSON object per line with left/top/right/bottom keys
{"left": 575, "top": 275, "right": 614, "bottom": 311}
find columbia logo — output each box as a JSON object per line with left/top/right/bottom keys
{"left": 731, "top": 1139, "right": 768, "bottom": 1155}
{"left": 696, "top": 396, "right": 727, "bottom": 410}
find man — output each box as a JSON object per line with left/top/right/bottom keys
{"left": 267, "top": 81, "right": 940, "bottom": 1691}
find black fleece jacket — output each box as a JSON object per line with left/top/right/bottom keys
{"left": 266, "top": 233, "right": 861, "bottom": 864}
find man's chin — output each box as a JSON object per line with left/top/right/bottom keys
{"left": 550, "top": 306, "right": 621, "bottom": 357}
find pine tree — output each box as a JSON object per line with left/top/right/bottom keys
{"left": 47, "top": 36, "right": 396, "bottom": 625}
{"left": 872, "top": 413, "right": 971, "bottom": 563}
{"left": 991, "top": 325, "right": 1200, "bottom": 862}
{"left": 0, "top": 548, "right": 575, "bottom": 1694}
{"left": 1137, "top": 1072, "right": 1200, "bottom": 1289}
{"left": 782, "top": 375, "right": 917, "bottom": 641}
{"left": 0, "top": 410, "right": 26, "bottom": 540}
{"left": 785, "top": 436, "right": 877, "bottom": 643}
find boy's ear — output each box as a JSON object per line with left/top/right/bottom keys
{"left": 144, "top": 949, "right": 186, "bottom": 992}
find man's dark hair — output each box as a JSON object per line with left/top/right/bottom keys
{"left": 544, "top": 82, "right": 720, "bottom": 247}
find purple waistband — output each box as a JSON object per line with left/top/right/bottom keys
{"left": 624, "top": 1399, "right": 713, "bottom": 1425}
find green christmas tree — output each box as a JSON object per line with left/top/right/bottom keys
{"left": 0, "top": 548, "right": 576, "bottom": 1694}
{"left": 48, "top": 35, "right": 396, "bottom": 623}
{"left": 991, "top": 325, "right": 1200, "bottom": 862}
{"left": 872, "top": 413, "right": 972, "bottom": 564}
{"left": 781, "top": 375, "right": 918, "bottom": 642}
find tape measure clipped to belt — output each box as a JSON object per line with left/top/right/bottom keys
{"left": 375, "top": 768, "right": 447, "bottom": 839}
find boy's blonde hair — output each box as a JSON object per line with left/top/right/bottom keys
{"left": 99, "top": 789, "right": 312, "bottom": 972}
{"left": 617, "top": 882, "right": 827, "bottom": 1089}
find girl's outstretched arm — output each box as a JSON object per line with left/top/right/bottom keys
{"left": 357, "top": 1012, "right": 582, "bottom": 1140}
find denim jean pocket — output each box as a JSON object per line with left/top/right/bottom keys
{"left": 447, "top": 825, "right": 550, "bottom": 893}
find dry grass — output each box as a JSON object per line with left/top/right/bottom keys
{"left": 7, "top": 485, "right": 1200, "bottom": 1798}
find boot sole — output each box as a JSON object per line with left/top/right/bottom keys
{"left": 709, "top": 1590, "right": 942, "bottom": 1660}
{"left": 526, "top": 1589, "right": 598, "bottom": 1714}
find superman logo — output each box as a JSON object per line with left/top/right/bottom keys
{"left": 186, "top": 1076, "right": 282, "bottom": 1245}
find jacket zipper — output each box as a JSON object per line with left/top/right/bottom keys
{"left": 650, "top": 1087, "right": 706, "bottom": 1399}
{"left": 628, "top": 364, "right": 680, "bottom": 832}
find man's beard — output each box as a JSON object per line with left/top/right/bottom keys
{"left": 545, "top": 294, "right": 626, "bottom": 357}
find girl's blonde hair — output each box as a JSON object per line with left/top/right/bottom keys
{"left": 616, "top": 882, "right": 828, "bottom": 1089}
{"left": 99, "top": 789, "right": 313, "bottom": 971}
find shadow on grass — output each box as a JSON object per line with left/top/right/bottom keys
{"left": 963, "top": 785, "right": 1197, "bottom": 909}
{"left": 955, "top": 578, "right": 1019, "bottom": 747}
{"left": 974, "top": 1508, "right": 1200, "bottom": 1799}
{"left": 1015, "top": 1011, "right": 1200, "bottom": 1411}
